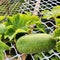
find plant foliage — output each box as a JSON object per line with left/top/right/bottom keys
{"left": 0, "top": 6, "right": 60, "bottom": 60}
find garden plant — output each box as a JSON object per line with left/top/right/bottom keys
{"left": 0, "top": 0, "right": 60, "bottom": 60}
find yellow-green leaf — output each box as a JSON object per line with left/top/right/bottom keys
{"left": 0, "top": 51, "right": 4, "bottom": 60}
{"left": 0, "top": 24, "right": 6, "bottom": 34}
{"left": 56, "top": 41, "right": 60, "bottom": 52}
{"left": 0, "top": 41, "right": 10, "bottom": 50}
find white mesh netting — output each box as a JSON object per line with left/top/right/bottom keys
{"left": 0, "top": 0, "right": 60, "bottom": 60}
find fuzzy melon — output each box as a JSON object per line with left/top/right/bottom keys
{"left": 16, "top": 34, "right": 56, "bottom": 54}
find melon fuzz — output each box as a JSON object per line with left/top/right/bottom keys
{"left": 16, "top": 34, "right": 56, "bottom": 54}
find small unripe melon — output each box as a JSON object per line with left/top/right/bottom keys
{"left": 16, "top": 34, "right": 56, "bottom": 54}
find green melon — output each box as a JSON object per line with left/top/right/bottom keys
{"left": 16, "top": 34, "right": 56, "bottom": 54}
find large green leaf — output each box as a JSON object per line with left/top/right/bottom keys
{"left": 53, "top": 28, "right": 60, "bottom": 37}
{"left": 42, "top": 6, "right": 60, "bottom": 19}
{"left": 0, "top": 51, "right": 4, "bottom": 60}
{"left": 0, "top": 41, "right": 10, "bottom": 50}
{"left": 5, "top": 14, "right": 41, "bottom": 40}
{"left": 53, "top": 6, "right": 60, "bottom": 26}
{"left": 7, "top": 14, "right": 40, "bottom": 31}
{"left": 41, "top": 6, "right": 60, "bottom": 28}
{"left": 5, "top": 29, "right": 27, "bottom": 41}
{"left": 55, "top": 18, "right": 60, "bottom": 26}
{"left": 42, "top": 10, "right": 53, "bottom": 19}
{"left": 0, "top": 16, "right": 5, "bottom": 21}
{"left": 53, "top": 28, "right": 60, "bottom": 51}
{"left": 56, "top": 41, "right": 60, "bottom": 52}
{"left": 6, "top": 16, "right": 13, "bottom": 26}
{"left": 51, "top": 6, "right": 60, "bottom": 17}
{"left": 0, "top": 24, "right": 6, "bottom": 34}
{"left": 6, "top": 25, "right": 15, "bottom": 36}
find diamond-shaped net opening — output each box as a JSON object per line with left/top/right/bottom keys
{"left": 0, "top": 0, "right": 60, "bottom": 60}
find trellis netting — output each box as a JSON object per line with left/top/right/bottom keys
{"left": 0, "top": 0, "right": 60, "bottom": 60}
